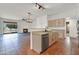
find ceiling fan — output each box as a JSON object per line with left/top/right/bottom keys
{"left": 22, "top": 3, "right": 45, "bottom": 23}
{"left": 22, "top": 12, "right": 32, "bottom": 23}
{"left": 35, "top": 3, "right": 45, "bottom": 10}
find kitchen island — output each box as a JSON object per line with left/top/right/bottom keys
{"left": 30, "top": 31, "right": 59, "bottom": 53}
{"left": 31, "top": 31, "right": 49, "bottom": 53}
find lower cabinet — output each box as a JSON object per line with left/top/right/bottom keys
{"left": 48, "top": 32, "right": 59, "bottom": 46}
{"left": 32, "top": 33, "right": 49, "bottom": 53}
{"left": 42, "top": 34, "right": 49, "bottom": 51}
{"left": 32, "top": 31, "right": 59, "bottom": 53}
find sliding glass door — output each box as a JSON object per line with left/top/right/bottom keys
{"left": 3, "top": 21, "right": 17, "bottom": 33}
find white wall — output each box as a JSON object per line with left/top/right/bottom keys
{"left": 0, "top": 18, "right": 3, "bottom": 34}
{"left": 66, "top": 18, "right": 78, "bottom": 38}
{"left": 17, "top": 20, "right": 28, "bottom": 33}
{"left": 32, "top": 15, "right": 47, "bottom": 28}
{"left": 28, "top": 14, "right": 48, "bottom": 32}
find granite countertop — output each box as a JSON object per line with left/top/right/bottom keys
{"left": 32, "top": 31, "right": 48, "bottom": 35}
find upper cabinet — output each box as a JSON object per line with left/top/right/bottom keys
{"left": 48, "top": 20, "right": 56, "bottom": 27}
{"left": 48, "top": 18, "right": 65, "bottom": 27}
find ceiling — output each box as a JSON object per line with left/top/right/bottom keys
{"left": 0, "top": 3, "right": 78, "bottom": 20}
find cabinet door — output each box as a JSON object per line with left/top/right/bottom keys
{"left": 48, "top": 18, "right": 65, "bottom": 27}
{"left": 49, "top": 32, "right": 53, "bottom": 43}
{"left": 48, "top": 20, "right": 57, "bottom": 27}
{"left": 48, "top": 20, "right": 53, "bottom": 27}
{"left": 32, "top": 35, "right": 41, "bottom": 53}
{"left": 42, "top": 34, "right": 49, "bottom": 51}
{"left": 58, "top": 18, "right": 65, "bottom": 27}
{"left": 52, "top": 32, "right": 59, "bottom": 41}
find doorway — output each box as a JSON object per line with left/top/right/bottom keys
{"left": 66, "top": 22, "right": 70, "bottom": 37}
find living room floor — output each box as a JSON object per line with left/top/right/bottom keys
{"left": 0, "top": 33, "right": 38, "bottom": 55}
{"left": 0, "top": 33, "right": 79, "bottom": 55}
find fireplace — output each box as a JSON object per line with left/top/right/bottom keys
{"left": 23, "top": 29, "right": 28, "bottom": 33}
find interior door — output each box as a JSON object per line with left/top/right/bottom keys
{"left": 66, "top": 22, "right": 70, "bottom": 36}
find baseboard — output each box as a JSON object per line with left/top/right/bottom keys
{"left": 59, "top": 37, "right": 65, "bottom": 39}
{"left": 3, "top": 32, "right": 17, "bottom": 34}
{"left": 70, "top": 37, "right": 77, "bottom": 39}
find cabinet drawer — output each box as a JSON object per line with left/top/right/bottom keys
{"left": 42, "top": 34, "right": 48, "bottom": 37}
{"left": 42, "top": 37, "right": 48, "bottom": 39}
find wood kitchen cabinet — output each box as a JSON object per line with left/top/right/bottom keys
{"left": 48, "top": 18, "right": 65, "bottom": 27}
{"left": 57, "top": 18, "right": 65, "bottom": 27}
{"left": 52, "top": 32, "right": 59, "bottom": 41}
{"left": 48, "top": 32, "right": 53, "bottom": 46}
{"left": 48, "top": 32, "right": 59, "bottom": 46}
{"left": 48, "top": 20, "right": 56, "bottom": 27}
{"left": 31, "top": 31, "right": 59, "bottom": 53}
